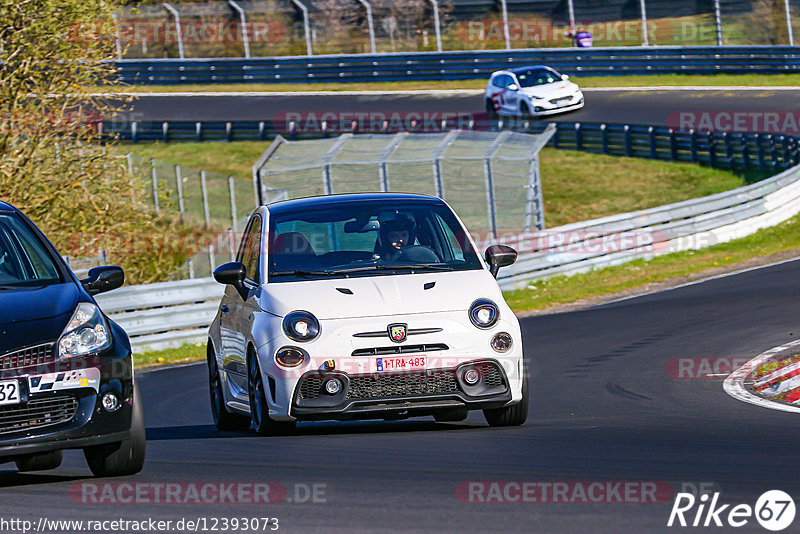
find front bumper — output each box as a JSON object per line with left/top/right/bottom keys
{"left": 531, "top": 95, "right": 584, "bottom": 116}
{"left": 290, "top": 359, "right": 512, "bottom": 421}
{"left": 0, "top": 325, "right": 134, "bottom": 460}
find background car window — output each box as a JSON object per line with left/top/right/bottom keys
{"left": 239, "top": 215, "right": 262, "bottom": 283}
{"left": 494, "top": 74, "right": 513, "bottom": 88}
{"left": 0, "top": 214, "right": 60, "bottom": 286}
{"left": 516, "top": 68, "right": 559, "bottom": 88}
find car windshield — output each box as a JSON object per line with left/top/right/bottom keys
{"left": 0, "top": 212, "right": 61, "bottom": 287}
{"left": 516, "top": 68, "right": 560, "bottom": 88}
{"left": 267, "top": 199, "right": 483, "bottom": 282}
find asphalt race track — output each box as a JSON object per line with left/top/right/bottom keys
{"left": 2, "top": 258, "right": 800, "bottom": 533}
{"left": 116, "top": 88, "right": 800, "bottom": 128}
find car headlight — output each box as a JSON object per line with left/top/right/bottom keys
{"left": 282, "top": 311, "right": 320, "bottom": 342}
{"left": 469, "top": 299, "right": 499, "bottom": 329}
{"left": 58, "top": 303, "right": 111, "bottom": 359}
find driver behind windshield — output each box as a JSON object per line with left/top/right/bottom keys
{"left": 376, "top": 213, "right": 416, "bottom": 262}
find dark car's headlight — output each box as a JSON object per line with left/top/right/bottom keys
{"left": 282, "top": 311, "right": 320, "bottom": 342}
{"left": 469, "top": 299, "right": 499, "bottom": 329}
{"left": 58, "top": 303, "right": 111, "bottom": 359}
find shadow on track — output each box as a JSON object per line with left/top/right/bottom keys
{"left": 0, "top": 471, "right": 92, "bottom": 488}
{"left": 146, "top": 420, "right": 486, "bottom": 441}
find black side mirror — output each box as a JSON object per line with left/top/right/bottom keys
{"left": 81, "top": 266, "right": 124, "bottom": 296}
{"left": 485, "top": 245, "right": 517, "bottom": 278}
{"left": 213, "top": 262, "right": 248, "bottom": 299}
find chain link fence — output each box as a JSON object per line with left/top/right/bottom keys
{"left": 253, "top": 128, "right": 555, "bottom": 245}
{"left": 115, "top": 0, "right": 800, "bottom": 59}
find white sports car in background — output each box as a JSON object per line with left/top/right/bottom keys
{"left": 207, "top": 193, "right": 528, "bottom": 434}
{"left": 485, "top": 65, "right": 584, "bottom": 119}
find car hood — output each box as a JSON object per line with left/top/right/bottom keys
{"left": 0, "top": 283, "right": 79, "bottom": 355}
{"left": 260, "top": 269, "right": 503, "bottom": 320}
{"left": 520, "top": 81, "right": 580, "bottom": 99}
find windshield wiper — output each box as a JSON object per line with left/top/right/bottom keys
{"left": 270, "top": 269, "right": 337, "bottom": 277}
{"left": 323, "top": 264, "right": 454, "bottom": 275}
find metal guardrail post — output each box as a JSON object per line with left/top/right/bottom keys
{"left": 669, "top": 129, "right": 677, "bottom": 160}
{"left": 639, "top": 0, "right": 649, "bottom": 46}
{"left": 431, "top": 130, "right": 458, "bottom": 198}
{"left": 689, "top": 129, "right": 698, "bottom": 162}
{"left": 649, "top": 126, "right": 657, "bottom": 159}
{"left": 163, "top": 3, "right": 185, "bottom": 59}
{"left": 567, "top": 0, "right": 576, "bottom": 39}
{"left": 624, "top": 125, "right": 633, "bottom": 157}
{"left": 200, "top": 170, "right": 211, "bottom": 228}
{"left": 356, "top": 0, "right": 376, "bottom": 54}
{"left": 196, "top": 122, "right": 202, "bottom": 142}
{"left": 162, "top": 121, "right": 169, "bottom": 142}
{"left": 227, "top": 0, "right": 251, "bottom": 58}
{"left": 209, "top": 244, "right": 216, "bottom": 273}
{"left": 131, "top": 121, "right": 138, "bottom": 143}
{"left": 290, "top": 0, "right": 313, "bottom": 56}
{"left": 499, "top": 0, "right": 511, "bottom": 50}
{"left": 600, "top": 123, "right": 608, "bottom": 153}
{"left": 429, "top": 0, "right": 443, "bottom": 52}
{"left": 574, "top": 123, "right": 582, "bottom": 151}
{"left": 175, "top": 164, "right": 185, "bottom": 220}
{"left": 377, "top": 132, "right": 407, "bottom": 192}
{"left": 229, "top": 176, "right": 239, "bottom": 232}
{"left": 112, "top": 13, "right": 123, "bottom": 60}
{"left": 151, "top": 159, "right": 160, "bottom": 215}
{"left": 785, "top": 0, "right": 795, "bottom": 46}
{"left": 713, "top": 0, "right": 723, "bottom": 46}
{"left": 483, "top": 131, "right": 511, "bottom": 239}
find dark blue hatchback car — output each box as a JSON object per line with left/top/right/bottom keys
{"left": 0, "top": 201, "right": 144, "bottom": 477}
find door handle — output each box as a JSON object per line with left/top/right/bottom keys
{"left": 220, "top": 305, "right": 229, "bottom": 313}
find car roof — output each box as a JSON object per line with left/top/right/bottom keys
{"left": 0, "top": 201, "right": 16, "bottom": 213}
{"left": 265, "top": 193, "right": 444, "bottom": 215}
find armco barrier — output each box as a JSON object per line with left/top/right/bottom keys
{"left": 114, "top": 45, "right": 800, "bottom": 85}
{"left": 106, "top": 120, "right": 800, "bottom": 174}
{"left": 94, "top": 277, "right": 223, "bottom": 353}
{"left": 94, "top": 161, "right": 800, "bottom": 352}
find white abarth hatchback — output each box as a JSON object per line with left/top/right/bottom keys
{"left": 207, "top": 193, "right": 527, "bottom": 434}
{"left": 485, "top": 65, "right": 584, "bottom": 119}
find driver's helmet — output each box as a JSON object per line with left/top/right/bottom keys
{"left": 378, "top": 212, "right": 417, "bottom": 253}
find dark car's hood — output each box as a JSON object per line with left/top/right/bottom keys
{"left": 0, "top": 283, "right": 80, "bottom": 354}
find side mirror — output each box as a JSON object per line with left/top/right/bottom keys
{"left": 561, "top": 74, "right": 570, "bottom": 81}
{"left": 485, "top": 245, "right": 517, "bottom": 278}
{"left": 507, "top": 83, "right": 519, "bottom": 91}
{"left": 213, "top": 261, "right": 248, "bottom": 298}
{"left": 81, "top": 266, "right": 124, "bottom": 296}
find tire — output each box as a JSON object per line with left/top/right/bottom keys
{"left": 433, "top": 408, "right": 468, "bottom": 422}
{"left": 15, "top": 450, "right": 63, "bottom": 472}
{"left": 486, "top": 99, "right": 498, "bottom": 120}
{"left": 483, "top": 372, "right": 529, "bottom": 427}
{"left": 208, "top": 342, "right": 250, "bottom": 431}
{"left": 520, "top": 102, "right": 534, "bottom": 120}
{"left": 247, "top": 351, "right": 296, "bottom": 436}
{"left": 83, "top": 384, "right": 146, "bottom": 477}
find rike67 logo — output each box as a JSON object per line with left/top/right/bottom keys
{"left": 668, "top": 490, "right": 796, "bottom": 531}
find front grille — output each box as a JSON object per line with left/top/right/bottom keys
{"left": 477, "top": 362, "right": 505, "bottom": 388}
{"left": 352, "top": 344, "right": 449, "bottom": 357}
{"left": 346, "top": 370, "right": 458, "bottom": 400}
{"left": 0, "top": 394, "right": 79, "bottom": 434}
{"left": 298, "top": 376, "right": 324, "bottom": 400}
{"left": 550, "top": 96, "right": 573, "bottom": 104}
{"left": 0, "top": 343, "right": 55, "bottom": 371}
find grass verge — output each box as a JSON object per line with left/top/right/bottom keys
{"left": 137, "top": 343, "right": 206, "bottom": 369}
{"left": 97, "top": 73, "right": 800, "bottom": 94}
{"left": 118, "top": 142, "right": 758, "bottom": 227}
